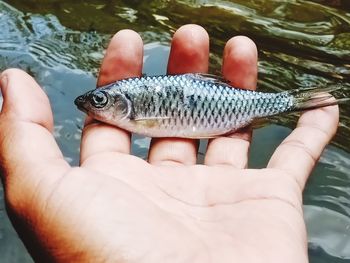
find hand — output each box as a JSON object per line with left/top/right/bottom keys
{"left": 0, "top": 25, "right": 338, "bottom": 263}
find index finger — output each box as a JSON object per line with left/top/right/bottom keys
{"left": 267, "top": 105, "right": 339, "bottom": 189}
{"left": 80, "top": 30, "right": 143, "bottom": 165}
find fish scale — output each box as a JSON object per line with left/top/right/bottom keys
{"left": 75, "top": 73, "right": 345, "bottom": 138}
{"left": 108, "top": 74, "right": 293, "bottom": 137}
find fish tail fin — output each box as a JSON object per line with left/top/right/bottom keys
{"left": 289, "top": 85, "right": 349, "bottom": 111}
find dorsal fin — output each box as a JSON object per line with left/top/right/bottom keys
{"left": 184, "top": 73, "right": 232, "bottom": 87}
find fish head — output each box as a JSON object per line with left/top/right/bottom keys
{"left": 74, "top": 89, "right": 132, "bottom": 123}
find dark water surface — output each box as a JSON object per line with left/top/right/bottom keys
{"left": 0, "top": 0, "right": 349, "bottom": 262}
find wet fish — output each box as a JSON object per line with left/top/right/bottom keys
{"left": 74, "top": 73, "right": 346, "bottom": 138}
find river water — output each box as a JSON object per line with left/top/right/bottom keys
{"left": 0, "top": 0, "right": 349, "bottom": 262}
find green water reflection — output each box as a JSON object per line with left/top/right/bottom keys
{"left": 0, "top": 0, "right": 349, "bottom": 262}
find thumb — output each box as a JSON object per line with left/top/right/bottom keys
{"left": 0, "top": 68, "right": 54, "bottom": 130}
{"left": 0, "top": 69, "right": 69, "bottom": 209}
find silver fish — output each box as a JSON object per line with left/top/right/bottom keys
{"left": 74, "top": 73, "right": 345, "bottom": 138}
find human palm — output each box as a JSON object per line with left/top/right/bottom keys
{"left": 0, "top": 25, "right": 338, "bottom": 263}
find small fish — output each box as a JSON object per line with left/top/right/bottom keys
{"left": 74, "top": 73, "right": 347, "bottom": 138}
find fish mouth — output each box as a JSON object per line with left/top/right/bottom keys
{"left": 74, "top": 95, "right": 87, "bottom": 111}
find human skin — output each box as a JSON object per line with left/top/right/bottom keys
{"left": 0, "top": 25, "right": 338, "bottom": 262}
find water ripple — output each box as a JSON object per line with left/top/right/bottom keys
{"left": 0, "top": 1, "right": 349, "bottom": 262}
{"left": 0, "top": 1, "right": 109, "bottom": 74}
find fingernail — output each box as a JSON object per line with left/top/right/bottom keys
{"left": 0, "top": 74, "right": 8, "bottom": 90}
{"left": 0, "top": 75, "right": 6, "bottom": 111}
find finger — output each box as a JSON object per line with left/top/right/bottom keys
{"left": 204, "top": 36, "right": 258, "bottom": 168}
{"left": 0, "top": 69, "right": 69, "bottom": 202}
{"left": 267, "top": 104, "right": 339, "bottom": 189}
{"left": 148, "top": 24, "right": 209, "bottom": 166}
{"left": 80, "top": 30, "right": 143, "bottom": 165}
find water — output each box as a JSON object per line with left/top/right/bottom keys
{"left": 0, "top": 0, "right": 349, "bottom": 262}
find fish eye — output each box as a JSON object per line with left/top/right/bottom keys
{"left": 91, "top": 91, "right": 108, "bottom": 108}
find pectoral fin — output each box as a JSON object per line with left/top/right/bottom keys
{"left": 133, "top": 117, "right": 171, "bottom": 128}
